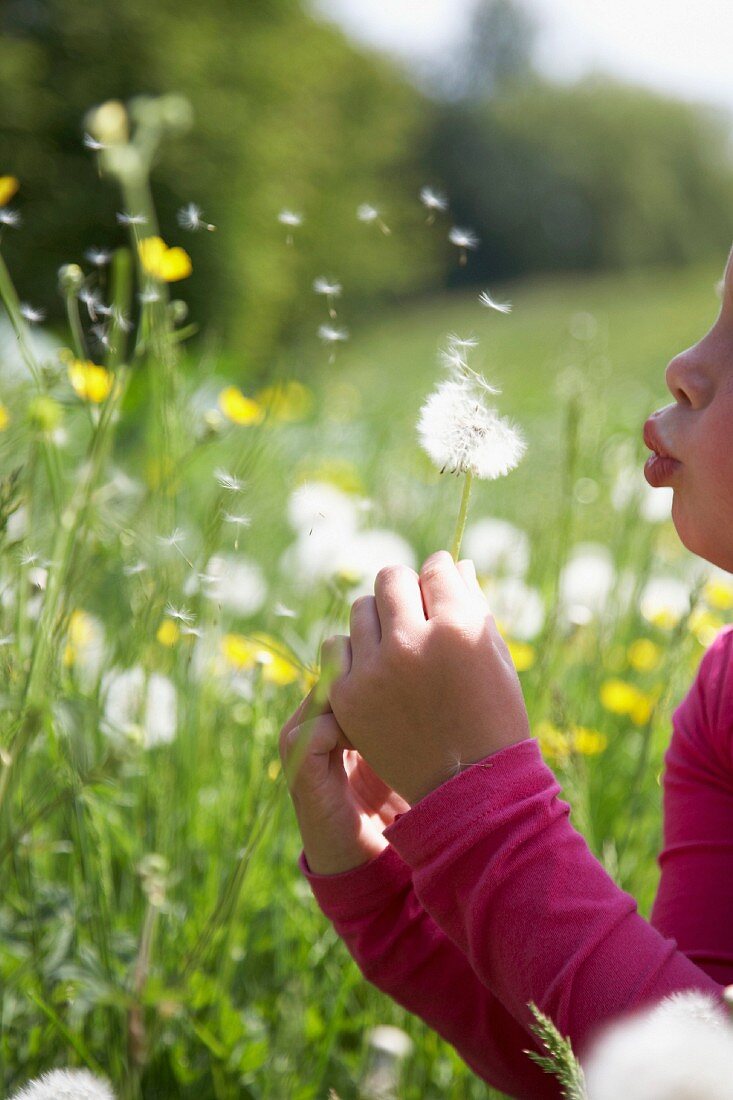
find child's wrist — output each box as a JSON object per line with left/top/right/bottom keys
{"left": 301, "top": 827, "right": 388, "bottom": 876}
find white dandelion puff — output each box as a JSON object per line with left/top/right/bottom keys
{"left": 448, "top": 226, "right": 479, "bottom": 266}
{"left": 419, "top": 186, "right": 448, "bottom": 223}
{"left": 0, "top": 209, "right": 21, "bottom": 228}
{"left": 214, "top": 468, "right": 246, "bottom": 493}
{"left": 83, "top": 133, "right": 107, "bottom": 152}
{"left": 177, "top": 202, "right": 216, "bottom": 232}
{"left": 85, "top": 247, "right": 112, "bottom": 267}
{"left": 418, "top": 379, "right": 525, "bottom": 480}
{"left": 116, "top": 211, "right": 147, "bottom": 227}
{"left": 19, "top": 304, "right": 46, "bottom": 324}
{"left": 357, "top": 203, "right": 391, "bottom": 235}
{"left": 9, "top": 1068, "right": 116, "bottom": 1100}
{"left": 479, "top": 290, "right": 512, "bottom": 314}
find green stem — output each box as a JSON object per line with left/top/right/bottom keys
{"left": 450, "top": 470, "right": 473, "bottom": 560}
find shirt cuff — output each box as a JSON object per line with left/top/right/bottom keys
{"left": 383, "top": 737, "right": 559, "bottom": 868}
{"left": 298, "top": 843, "right": 412, "bottom": 922}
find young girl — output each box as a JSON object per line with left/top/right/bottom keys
{"left": 279, "top": 245, "right": 733, "bottom": 1098}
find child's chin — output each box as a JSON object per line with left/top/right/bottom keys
{"left": 672, "top": 504, "right": 733, "bottom": 572}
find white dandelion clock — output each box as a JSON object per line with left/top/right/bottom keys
{"left": 583, "top": 993, "right": 733, "bottom": 1100}
{"left": 10, "top": 1068, "right": 116, "bottom": 1100}
{"left": 463, "top": 518, "right": 531, "bottom": 578}
{"left": 418, "top": 373, "right": 525, "bottom": 559}
{"left": 448, "top": 226, "right": 479, "bottom": 266}
{"left": 418, "top": 380, "right": 525, "bottom": 480}
{"left": 640, "top": 575, "right": 691, "bottom": 629}
{"left": 101, "top": 667, "right": 177, "bottom": 749}
{"left": 199, "top": 554, "right": 267, "bottom": 617}
{"left": 559, "top": 543, "right": 616, "bottom": 625}
{"left": 483, "top": 577, "right": 545, "bottom": 641}
{"left": 479, "top": 290, "right": 512, "bottom": 314}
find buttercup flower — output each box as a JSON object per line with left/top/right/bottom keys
{"left": 138, "top": 236, "right": 192, "bottom": 281}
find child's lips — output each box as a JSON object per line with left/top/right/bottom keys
{"left": 643, "top": 416, "right": 682, "bottom": 487}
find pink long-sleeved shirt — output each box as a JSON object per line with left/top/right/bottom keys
{"left": 299, "top": 626, "right": 733, "bottom": 1099}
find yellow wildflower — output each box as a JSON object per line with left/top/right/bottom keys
{"left": 295, "top": 457, "right": 364, "bottom": 495}
{"left": 68, "top": 359, "right": 113, "bottom": 403}
{"left": 157, "top": 619, "right": 180, "bottom": 647}
{"left": 571, "top": 726, "right": 608, "bottom": 756}
{"left": 221, "top": 633, "right": 301, "bottom": 686}
{"left": 256, "top": 380, "right": 314, "bottom": 423}
{"left": 268, "top": 759, "right": 282, "bottom": 781}
{"left": 63, "top": 609, "right": 95, "bottom": 666}
{"left": 507, "top": 640, "right": 535, "bottom": 672}
{"left": 0, "top": 403, "right": 10, "bottom": 431}
{"left": 689, "top": 607, "right": 725, "bottom": 648}
{"left": 218, "top": 386, "right": 264, "bottom": 426}
{"left": 536, "top": 720, "right": 571, "bottom": 764}
{"left": 627, "top": 638, "right": 662, "bottom": 673}
{"left": 703, "top": 578, "right": 733, "bottom": 613}
{"left": 600, "top": 679, "right": 656, "bottom": 726}
{"left": 0, "top": 176, "right": 19, "bottom": 206}
{"left": 138, "top": 236, "right": 192, "bottom": 281}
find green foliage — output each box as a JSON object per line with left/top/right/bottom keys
{"left": 0, "top": 0, "right": 440, "bottom": 371}
{"left": 525, "top": 1003, "right": 587, "bottom": 1099}
{"left": 431, "top": 77, "right": 733, "bottom": 281}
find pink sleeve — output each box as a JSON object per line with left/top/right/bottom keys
{"left": 651, "top": 627, "right": 733, "bottom": 984}
{"left": 383, "top": 736, "right": 725, "bottom": 1057}
{"left": 299, "top": 845, "right": 561, "bottom": 1098}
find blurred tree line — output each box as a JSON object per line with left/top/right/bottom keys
{"left": 2, "top": 0, "right": 733, "bottom": 371}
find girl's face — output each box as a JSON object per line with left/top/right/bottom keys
{"left": 644, "top": 246, "right": 733, "bottom": 572}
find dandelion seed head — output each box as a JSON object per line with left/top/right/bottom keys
{"left": 9, "top": 1068, "right": 116, "bottom": 1100}
{"left": 19, "top": 304, "right": 46, "bottom": 324}
{"left": 448, "top": 226, "right": 479, "bottom": 250}
{"left": 419, "top": 186, "right": 448, "bottom": 212}
{"left": 278, "top": 209, "right": 303, "bottom": 227}
{"left": 479, "top": 290, "right": 512, "bottom": 314}
{"left": 318, "top": 324, "right": 349, "bottom": 344}
{"left": 417, "top": 379, "right": 526, "bottom": 480}
{"left": 0, "top": 209, "right": 21, "bottom": 228}
{"left": 214, "top": 468, "right": 246, "bottom": 492}
{"left": 313, "top": 277, "right": 342, "bottom": 298}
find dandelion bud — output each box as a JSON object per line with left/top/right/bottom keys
{"left": 169, "top": 299, "right": 189, "bottom": 325}
{"left": 84, "top": 100, "right": 129, "bottom": 146}
{"left": 57, "top": 263, "right": 84, "bottom": 295}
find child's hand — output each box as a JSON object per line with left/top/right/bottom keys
{"left": 279, "top": 675, "right": 410, "bottom": 875}
{"left": 327, "top": 550, "right": 531, "bottom": 805}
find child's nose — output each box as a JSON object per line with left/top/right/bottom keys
{"left": 665, "top": 346, "right": 706, "bottom": 408}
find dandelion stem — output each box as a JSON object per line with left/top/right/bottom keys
{"left": 450, "top": 470, "right": 473, "bottom": 560}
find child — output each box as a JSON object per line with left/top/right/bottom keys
{"left": 279, "top": 245, "right": 733, "bottom": 1098}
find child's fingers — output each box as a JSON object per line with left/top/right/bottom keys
{"left": 457, "top": 559, "right": 488, "bottom": 604}
{"left": 316, "top": 634, "right": 351, "bottom": 705}
{"left": 374, "top": 564, "right": 425, "bottom": 635}
{"left": 350, "top": 595, "right": 381, "bottom": 664}
{"left": 281, "top": 712, "right": 353, "bottom": 792}
{"left": 420, "top": 550, "right": 469, "bottom": 619}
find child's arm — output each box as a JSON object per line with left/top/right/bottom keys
{"left": 299, "top": 844, "right": 560, "bottom": 1099}
{"left": 326, "top": 552, "right": 725, "bottom": 1057}
{"left": 651, "top": 626, "right": 733, "bottom": 983}
{"left": 279, "top": 681, "right": 559, "bottom": 1097}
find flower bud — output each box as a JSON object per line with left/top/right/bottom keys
{"left": 57, "top": 264, "right": 84, "bottom": 295}
{"left": 84, "top": 100, "right": 129, "bottom": 146}
{"left": 169, "top": 299, "right": 188, "bottom": 325}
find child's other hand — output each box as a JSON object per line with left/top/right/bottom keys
{"left": 279, "top": 673, "right": 410, "bottom": 875}
{"left": 327, "top": 550, "right": 531, "bottom": 805}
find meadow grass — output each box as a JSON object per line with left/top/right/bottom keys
{"left": 0, "top": 105, "right": 731, "bottom": 1099}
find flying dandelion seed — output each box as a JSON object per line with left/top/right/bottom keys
{"left": 278, "top": 209, "right": 303, "bottom": 245}
{"left": 123, "top": 561, "right": 148, "bottom": 576}
{"left": 318, "top": 324, "right": 349, "bottom": 344}
{"left": 90, "top": 324, "right": 112, "bottom": 350}
{"left": 156, "top": 527, "right": 195, "bottom": 568}
{"left": 273, "top": 601, "right": 297, "bottom": 618}
{"left": 83, "top": 133, "right": 107, "bottom": 151}
{"left": 138, "top": 288, "right": 161, "bottom": 305}
{"left": 98, "top": 304, "right": 133, "bottom": 332}
{"left": 79, "top": 287, "right": 103, "bottom": 321}
{"left": 479, "top": 290, "right": 512, "bottom": 314}
{"left": 419, "top": 185, "right": 449, "bottom": 224}
{"left": 0, "top": 209, "right": 21, "bottom": 228}
{"left": 116, "top": 211, "right": 147, "bottom": 227}
{"left": 357, "top": 203, "right": 391, "bottom": 235}
{"left": 448, "top": 226, "right": 479, "bottom": 266}
{"left": 19, "top": 304, "right": 46, "bottom": 324}
{"left": 85, "top": 247, "right": 112, "bottom": 267}
{"left": 223, "top": 512, "right": 252, "bottom": 549}
{"left": 177, "top": 202, "right": 216, "bottom": 232}
{"left": 164, "top": 604, "right": 194, "bottom": 624}
{"left": 214, "top": 468, "right": 246, "bottom": 493}
{"left": 313, "top": 276, "right": 342, "bottom": 319}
